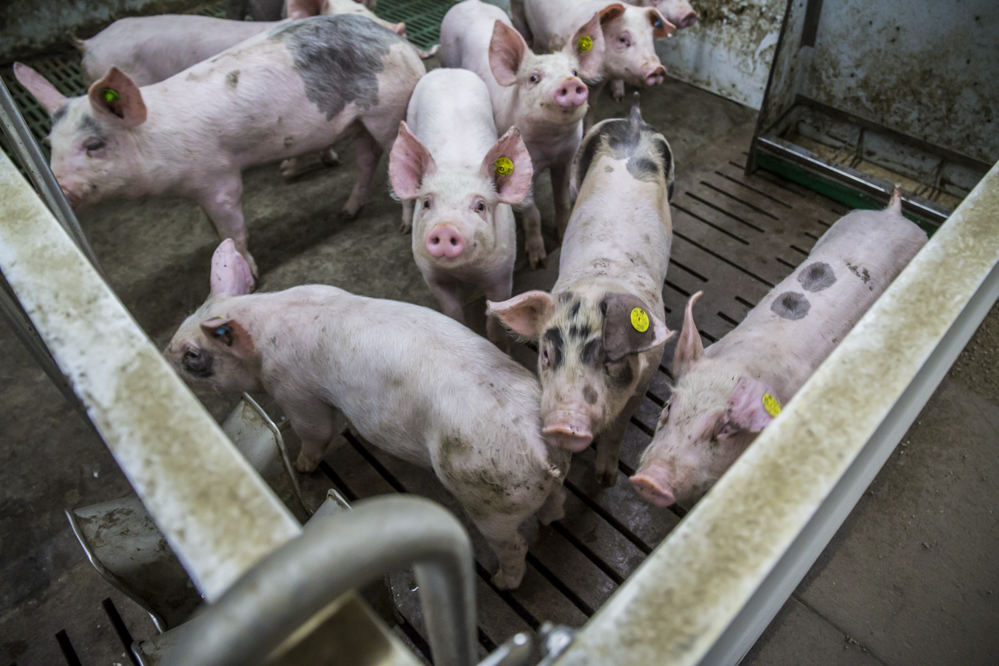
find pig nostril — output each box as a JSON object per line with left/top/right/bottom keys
{"left": 449, "top": 237, "right": 458, "bottom": 246}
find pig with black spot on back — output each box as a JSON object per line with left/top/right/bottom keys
{"left": 15, "top": 15, "right": 424, "bottom": 275}
{"left": 515, "top": 0, "right": 674, "bottom": 128}
{"left": 631, "top": 188, "right": 928, "bottom": 508}
{"left": 440, "top": 0, "right": 606, "bottom": 269}
{"left": 489, "top": 96, "right": 675, "bottom": 487}
{"left": 388, "top": 69, "right": 534, "bottom": 351}
{"left": 165, "top": 240, "right": 570, "bottom": 590}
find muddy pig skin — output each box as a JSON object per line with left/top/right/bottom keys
{"left": 440, "top": 0, "right": 606, "bottom": 269}
{"left": 165, "top": 240, "right": 570, "bottom": 590}
{"left": 488, "top": 98, "right": 675, "bottom": 487}
{"left": 631, "top": 189, "right": 928, "bottom": 508}
{"left": 515, "top": 0, "right": 674, "bottom": 128}
{"left": 15, "top": 15, "right": 425, "bottom": 275}
{"left": 388, "top": 69, "right": 534, "bottom": 351}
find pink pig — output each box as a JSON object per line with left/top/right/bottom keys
{"left": 631, "top": 189, "right": 928, "bottom": 508}
{"left": 15, "top": 15, "right": 424, "bottom": 275}
{"left": 165, "top": 240, "right": 570, "bottom": 590}
{"left": 388, "top": 69, "right": 534, "bottom": 351}
{"left": 440, "top": 0, "right": 606, "bottom": 269}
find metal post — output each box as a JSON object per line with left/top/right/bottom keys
{"left": 164, "top": 496, "right": 478, "bottom": 666}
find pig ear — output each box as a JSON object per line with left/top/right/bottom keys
{"left": 648, "top": 8, "right": 677, "bottom": 38}
{"left": 714, "top": 377, "right": 780, "bottom": 440}
{"left": 672, "top": 291, "right": 704, "bottom": 378}
{"left": 200, "top": 317, "right": 255, "bottom": 360}
{"left": 480, "top": 126, "right": 533, "bottom": 205}
{"left": 571, "top": 13, "right": 606, "bottom": 81}
{"left": 388, "top": 121, "right": 436, "bottom": 200}
{"left": 599, "top": 3, "right": 626, "bottom": 25}
{"left": 210, "top": 239, "right": 255, "bottom": 298}
{"left": 601, "top": 293, "right": 673, "bottom": 361}
{"left": 13, "top": 63, "right": 68, "bottom": 115}
{"left": 486, "top": 290, "right": 554, "bottom": 338}
{"left": 489, "top": 20, "right": 528, "bottom": 87}
{"left": 88, "top": 67, "right": 146, "bottom": 127}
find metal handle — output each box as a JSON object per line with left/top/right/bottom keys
{"left": 163, "top": 495, "right": 478, "bottom": 666}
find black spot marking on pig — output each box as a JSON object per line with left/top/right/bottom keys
{"left": 568, "top": 323, "right": 592, "bottom": 340}
{"left": 544, "top": 328, "right": 564, "bottom": 370}
{"left": 226, "top": 70, "right": 240, "bottom": 89}
{"left": 51, "top": 103, "right": 69, "bottom": 126}
{"left": 270, "top": 15, "right": 400, "bottom": 121}
{"left": 569, "top": 299, "right": 581, "bottom": 318}
{"left": 575, "top": 111, "right": 674, "bottom": 188}
{"left": 78, "top": 114, "right": 102, "bottom": 136}
{"left": 771, "top": 292, "right": 811, "bottom": 320}
{"left": 608, "top": 359, "right": 634, "bottom": 388}
{"left": 845, "top": 261, "right": 871, "bottom": 284}
{"left": 798, "top": 261, "right": 836, "bottom": 292}
{"left": 581, "top": 339, "right": 604, "bottom": 367}
{"left": 583, "top": 385, "right": 598, "bottom": 405}
{"left": 627, "top": 156, "right": 660, "bottom": 181}
{"left": 605, "top": 165, "right": 614, "bottom": 173}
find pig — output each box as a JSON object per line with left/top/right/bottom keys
{"left": 609, "top": 0, "right": 697, "bottom": 101}
{"left": 440, "top": 0, "right": 606, "bottom": 269}
{"left": 16, "top": 15, "right": 425, "bottom": 275}
{"left": 487, "top": 96, "right": 676, "bottom": 486}
{"left": 165, "top": 239, "right": 571, "bottom": 590}
{"left": 388, "top": 69, "right": 534, "bottom": 351}
{"left": 631, "top": 187, "right": 928, "bottom": 508}
{"left": 286, "top": 0, "right": 405, "bottom": 36}
{"left": 516, "top": 0, "right": 674, "bottom": 127}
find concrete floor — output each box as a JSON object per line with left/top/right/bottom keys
{"left": 1, "top": 67, "right": 997, "bottom": 664}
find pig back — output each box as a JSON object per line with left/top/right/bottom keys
{"left": 407, "top": 68, "right": 498, "bottom": 169}
{"left": 710, "top": 207, "right": 927, "bottom": 381}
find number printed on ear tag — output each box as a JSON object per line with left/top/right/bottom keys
{"left": 630, "top": 307, "right": 649, "bottom": 333}
{"left": 494, "top": 157, "right": 514, "bottom": 176}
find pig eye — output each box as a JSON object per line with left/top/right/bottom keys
{"left": 184, "top": 349, "right": 201, "bottom": 362}
{"left": 475, "top": 200, "right": 485, "bottom": 213}
{"left": 530, "top": 74, "right": 540, "bottom": 83}
{"left": 423, "top": 198, "right": 431, "bottom": 209}
{"left": 84, "top": 139, "right": 106, "bottom": 153}
{"left": 572, "top": 69, "right": 578, "bottom": 77}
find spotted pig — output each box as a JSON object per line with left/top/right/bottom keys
{"left": 489, "top": 96, "right": 675, "bottom": 486}
{"left": 15, "top": 15, "right": 424, "bottom": 275}
{"left": 165, "top": 240, "right": 570, "bottom": 590}
{"left": 631, "top": 188, "right": 928, "bottom": 508}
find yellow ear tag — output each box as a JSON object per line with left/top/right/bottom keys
{"left": 762, "top": 393, "right": 781, "bottom": 417}
{"left": 101, "top": 88, "right": 120, "bottom": 103}
{"left": 494, "top": 156, "right": 514, "bottom": 177}
{"left": 577, "top": 35, "right": 594, "bottom": 52}
{"left": 630, "top": 307, "right": 649, "bottom": 333}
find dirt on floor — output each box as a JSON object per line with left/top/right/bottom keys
{"left": 948, "top": 300, "right": 999, "bottom": 405}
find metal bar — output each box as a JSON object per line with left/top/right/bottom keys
{"left": 164, "top": 496, "right": 478, "bottom": 666}
{"left": 0, "top": 147, "right": 301, "bottom": 601}
{"left": 552, "top": 162, "right": 999, "bottom": 666}
{"left": 756, "top": 135, "right": 951, "bottom": 223}
{"left": 0, "top": 75, "right": 106, "bottom": 277}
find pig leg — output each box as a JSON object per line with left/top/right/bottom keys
{"left": 610, "top": 80, "right": 626, "bottom": 102}
{"left": 594, "top": 381, "right": 650, "bottom": 487}
{"left": 551, "top": 162, "right": 572, "bottom": 241}
{"left": 484, "top": 278, "right": 513, "bottom": 353}
{"left": 198, "top": 175, "right": 258, "bottom": 277}
{"left": 583, "top": 80, "right": 607, "bottom": 134}
{"left": 522, "top": 202, "right": 547, "bottom": 270}
{"left": 320, "top": 146, "right": 341, "bottom": 167}
{"left": 536, "top": 482, "right": 566, "bottom": 525}
{"left": 342, "top": 125, "right": 383, "bottom": 219}
{"left": 400, "top": 199, "right": 415, "bottom": 234}
{"left": 474, "top": 513, "right": 529, "bottom": 590}
{"left": 283, "top": 398, "right": 339, "bottom": 473}
{"left": 427, "top": 279, "right": 465, "bottom": 325}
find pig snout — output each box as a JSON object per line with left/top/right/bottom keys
{"left": 426, "top": 224, "right": 465, "bottom": 259}
{"left": 542, "top": 411, "right": 593, "bottom": 452}
{"left": 677, "top": 11, "right": 698, "bottom": 28}
{"left": 645, "top": 65, "right": 667, "bottom": 87}
{"left": 630, "top": 467, "right": 676, "bottom": 507}
{"left": 554, "top": 78, "right": 589, "bottom": 110}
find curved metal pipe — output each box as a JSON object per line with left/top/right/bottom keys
{"left": 164, "top": 495, "right": 477, "bottom": 666}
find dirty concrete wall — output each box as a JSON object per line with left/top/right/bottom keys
{"left": 0, "top": 0, "right": 206, "bottom": 63}
{"left": 656, "top": 0, "right": 786, "bottom": 109}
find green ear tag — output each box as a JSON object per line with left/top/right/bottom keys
{"left": 101, "top": 88, "right": 120, "bottom": 103}
{"left": 494, "top": 157, "right": 514, "bottom": 177}
{"left": 577, "top": 35, "right": 594, "bottom": 52}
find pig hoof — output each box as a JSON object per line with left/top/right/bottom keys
{"left": 320, "top": 148, "right": 341, "bottom": 167}
{"left": 595, "top": 470, "right": 617, "bottom": 488}
{"left": 490, "top": 569, "right": 523, "bottom": 591}
{"left": 527, "top": 247, "right": 547, "bottom": 270}
{"left": 294, "top": 453, "right": 321, "bottom": 474}
{"left": 340, "top": 205, "right": 361, "bottom": 220}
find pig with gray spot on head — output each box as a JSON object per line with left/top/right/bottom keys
{"left": 165, "top": 240, "right": 570, "bottom": 590}
{"left": 489, "top": 95, "right": 675, "bottom": 487}
{"left": 15, "top": 15, "right": 424, "bottom": 276}
{"left": 632, "top": 187, "right": 928, "bottom": 508}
